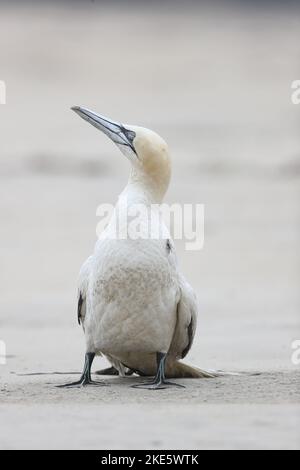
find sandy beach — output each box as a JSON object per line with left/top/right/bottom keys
{"left": 0, "top": 1, "right": 299, "bottom": 450}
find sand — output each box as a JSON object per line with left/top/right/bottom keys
{"left": 0, "top": 1, "right": 300, "bottom": 450}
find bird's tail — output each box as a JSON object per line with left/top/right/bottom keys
{"left": 165, "top": 360, "right": 236, "bottom": 379}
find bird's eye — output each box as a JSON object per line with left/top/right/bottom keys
{"left": 124, "top": 130, "right": 136, "bottom": 143}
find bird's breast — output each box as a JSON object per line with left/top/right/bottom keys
{"left": 92, "top": 238, "right": 176, "bottom": 303}
{"left": 85, "top": 238, "right": 180, "bottom": 355}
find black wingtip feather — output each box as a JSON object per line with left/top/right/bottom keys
{"left": 77, "top": 293, "right": 83, "bottom": 325}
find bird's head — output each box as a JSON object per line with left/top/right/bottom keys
{"left": 71, "top": 106, "right": 171, "bottom": 201}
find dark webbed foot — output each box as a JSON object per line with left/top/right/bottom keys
{"left": 57, "top": 377, "right": 106, "bottom": 388}
{"left": 57, "top": 353, "right": 107, "bottom": 388}
{"left": 131, "top": 353, "right": 185, "bottom": 390}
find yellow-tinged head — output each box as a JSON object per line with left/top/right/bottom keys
{"left": 72, "top": 106, "right": 171, "bottom": 201}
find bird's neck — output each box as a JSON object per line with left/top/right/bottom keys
{"left": 118, "top": 182, "right": 159, "bottom": 208}
{"left": 121, "top": 168, "right": 169, "bottom": 206}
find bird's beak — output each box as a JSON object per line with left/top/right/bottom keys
{"left": 71, "top": 106, "right": 137, "bottom": 157}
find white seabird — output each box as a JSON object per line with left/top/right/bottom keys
{"left": 60, "top": 106, "right": 215, "bottom": 390}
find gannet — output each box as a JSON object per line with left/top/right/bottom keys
{"left": 60, "top": 106, "right": 215, "bottom": 390}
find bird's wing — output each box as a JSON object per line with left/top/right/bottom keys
{"left": 168, "top": 275, "right": 198, "bottom": 360}
{"left": 77, "top": 256, "right": 93, "bottom": 327}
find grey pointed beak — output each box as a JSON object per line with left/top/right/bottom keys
{"left": 71, "top": 106, "right": 137, "bottom": 156}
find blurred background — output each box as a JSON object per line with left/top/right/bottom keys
{"left": 0, "top": 1, "right": 300, "bottom": 369}
{"left": 0, "top": 0, "right": 299, "bottom": 449}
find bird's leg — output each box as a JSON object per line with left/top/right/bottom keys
{"left": 132, "top": 353, "right": 185, "bottom": 390}
{"left": 57, "top": 353, "right": 107, "bottom": 388}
